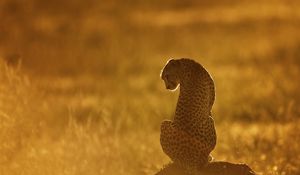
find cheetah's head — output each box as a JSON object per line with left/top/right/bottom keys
{"left": 160, "top": 59, "right": 181, "bottom": 91}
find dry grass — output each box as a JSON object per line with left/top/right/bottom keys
{"left": 1, "top": 0, "right": 300, "bottom": 175}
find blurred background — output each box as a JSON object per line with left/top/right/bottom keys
{"left": 0, "top": 0, "right": 300, "bottom": 174}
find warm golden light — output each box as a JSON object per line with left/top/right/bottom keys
{"left": 0, "top": 0, "right": 300, "bottom": 174}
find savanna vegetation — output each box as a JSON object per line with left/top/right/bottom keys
{"left": 1, "top": 0, "right": 300, "bottom": 174}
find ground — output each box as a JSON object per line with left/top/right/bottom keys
{"left": 0, "top": 0, "right": 300, "bottom": 174}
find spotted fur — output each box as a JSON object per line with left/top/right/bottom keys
{"left": 160, "top": 58, "right": 217, "bottom": 170}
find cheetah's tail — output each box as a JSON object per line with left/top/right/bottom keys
{"left": 208, "top": 155, "right": 214, "bottom": 162}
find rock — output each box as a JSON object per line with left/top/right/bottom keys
{"left": 155, "top": 161, "right": 255, "bottom": 175}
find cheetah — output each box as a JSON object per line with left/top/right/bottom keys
{"left": 160, "top": 58, "right": 217, "bottom": 171}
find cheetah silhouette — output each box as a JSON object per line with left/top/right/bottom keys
{"left": 160, "top": 58, "right": 217, "bottom": 170}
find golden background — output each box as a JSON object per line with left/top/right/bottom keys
{"left": 0, "top": 0, "right": 300, "bottom": 174}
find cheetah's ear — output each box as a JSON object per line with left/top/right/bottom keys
{"left": 168, "top": 58, "right": 181, "bottom": 69}
{"left": 167, "top": 58, "right": 175, "bottom": 64}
